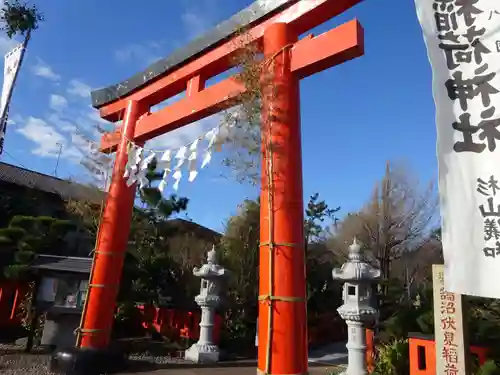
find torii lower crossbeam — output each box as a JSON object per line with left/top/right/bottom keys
{"left": 53, "top": 2, "right": 366, "bottom": 375}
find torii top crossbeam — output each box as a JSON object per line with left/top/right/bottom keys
{"left": 93, "top": 0, "right": 363, "bottom": 152}
{"left": 75, "top": 1, "right": 365, "bottom": 375}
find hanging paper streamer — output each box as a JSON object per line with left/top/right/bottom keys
{"left": 215, "top": 123, "right": 230, "bottom": 152}
{"left": 201, "top": 128, "right": 218, "bottom": 169}
{"left": 188, "top": 138, "right": 199, "bottom": 182}
{"left": 121, "top": 118, "right": 245, "bottom": 193}
{"left": 136, "top": 152, "right": 156, "bottom": 188}
{"left": 157, "top": 150, "right": 172, "bottom": 193}
{"left": 125, "top": 145, "right": 144, "bottom": 187}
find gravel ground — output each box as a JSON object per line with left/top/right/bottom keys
{"left": 0, "top": 343, "right": 190, "bottom": 374}
{"left": 0, "top": 345, "right": 56, "bottom": 375}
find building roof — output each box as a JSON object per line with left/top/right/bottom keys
{"left": 31, "top": 255, "right": 92, "bottom": 274}
{"left": 0, "top": 162, "right": 104, "bottom": 205}
{"left": 168, "top": 218, "right": 222, "bottom": 239}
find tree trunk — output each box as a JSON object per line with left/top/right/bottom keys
{"left": 25, "top": 277, "right": 41, "bottom": 353}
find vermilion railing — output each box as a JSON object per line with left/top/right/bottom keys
{"left": 1, "top": 281, "right": 348, "bottom": 348}
{"left": 408, "top": 333, "right": 490, "bottom": 375}
{"left": 136, "top": 305, "right": 224, "bottom": 344}
{"left": 0, "top": 281, "right": 28, "bottom": 328}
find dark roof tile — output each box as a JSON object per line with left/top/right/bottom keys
{"left": 31, "top": 255, "right": 92, "bottom": 274}
{"left": 0, "top": 162, "right": 104, "bottom": 204}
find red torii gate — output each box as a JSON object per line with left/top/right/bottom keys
{"left": 72, "top": 1, "right": 365, "bottom": 374}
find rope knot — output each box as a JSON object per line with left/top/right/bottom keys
{"left": 260, "top": 294, "right": 272, "bottom": 305}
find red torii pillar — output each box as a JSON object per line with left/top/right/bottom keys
{"left": 51, "top": 2, "right": 365, "bottom": 374}
{"left": 258, "top": 23, "right": 307, "bottom": 375}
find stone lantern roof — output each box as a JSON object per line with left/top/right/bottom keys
{"left": 193, "top": 245, "right": 229, "bottom": 279}
{"left": 332, "top": 238, "right": 381, "bottom": 282}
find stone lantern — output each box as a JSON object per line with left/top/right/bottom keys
{"left": 185, "top": 245, "right": 229, "bottom": 363}
{"left": 332, "top": 238, "right": 380, "bottom": 375}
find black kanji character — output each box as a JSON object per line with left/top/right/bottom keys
{"left": 497, "top": 41, "right": 500, "bottom": 53}
{"left": 433, "top": 0, "right": 456, "bottom": 12}
{"left": 479, "top": 197, "right": 500, "bottom": 217}
{"left": 483, "top": 241, "right": 500, "bottom": 258}
{"left": 446, "top": 72, "right": 474, "bottom": 110}
{"left": 435, "top": 12, "right": 458, "bottom": 33}
{"left": 489, "top": 10, "right": 500, "bottom": 20}
{"left": 484, "top": 219, "right": 500, "bottom": 241}
{"left": 439, "top": 40, "right": 490, "bottom": 70}
{"left": 0, "top": 137, "right": 4, "bottom": 155}
{"left": 452, "top": 113, "right": 485, "bottom": 153}
{"left": 456, "top": 0, "right": 483, "bottom": 27}
{"left": 478, "top": 107, "right": 500, "bottom": 152}
{"left": 471, "top": 39, "right": 491, "bottom": 65}
{"left": 489, "top": 176, "right": 500, "bottom": 195}
{"left": 439, "top": 31, "right": 461, "bottom": 44}
{"left": 439, "top": 43, "right": 468, "bottom": 70}
{"left": 446, "top": 70, "right": 499, "bottom": 111}
{"left": 477, "top": 175, "right": 500, "bottom": 196}
{"left": 478, "top": 178, "right": 489, "bottom": 195}
{"left": 464, "top": 25, "right": 485, "bottom": 44}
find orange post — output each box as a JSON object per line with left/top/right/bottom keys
{"left": 79, "top": 100, "right": 144, "bottom": 348}
{"left": 258, "top": 23, "right": 307, "bottom": 375}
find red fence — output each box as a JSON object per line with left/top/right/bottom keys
{"left": 0, "top": 281, "right": 348, "bottom": 347}
{"left": 408, "top": 333, "right": 490, "bottom": 375}
{"left": 0, "top": 281, "right": 28, "bottom": 329}
{"left": 137, "top": 305, "right": 223, "bottom": 343}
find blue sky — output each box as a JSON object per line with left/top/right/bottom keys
{"left": 0, "top": 0, "right": 438, "bottom": 232}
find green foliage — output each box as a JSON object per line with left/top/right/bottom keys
{"left": 116, "top": 158, "right": 193, "bottom": 309}
{"left": 0, "top": 0, "right": 43, "bottom": 38}
{"left": 477, "top": 360, "right": 500, "bottom": 375}
{"left": 304, "top": 193, "right": 340, "bottom": 244}
{"left": 372, "top": 338, "right": 409, "bottom": 375}
{"left": 219, "top": 198, "right": 260, "bottom": 351}
{"left": 137, "top": 158, "right": 189, "bottom": 218}
{"left": 0, "top": 215, "right": 76, "bottom": 279}
{"left": 304, "top": 193, "right": 342, "bottom": 315}
{"left": 118, "top": 209, "right": 189, "bottom": 307}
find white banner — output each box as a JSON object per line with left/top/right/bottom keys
{"left": 0, "top": 41, "right": 25, "bottom": 154}
{"left": 415, "top": 0, "right": 500, "bottom": 298}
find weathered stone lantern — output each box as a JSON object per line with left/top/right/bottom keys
{"left": 332, "top": 238, "right": 380, "bottom": 375}
{"left": 185, "top": 245, "right": 229, "bottom": 363}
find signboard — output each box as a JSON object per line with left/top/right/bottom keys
{"left": 432, "top": 265, "right": 467, "bottom": 375}
{"left": 415, "top": 0, "right": 500, "bottom": 298}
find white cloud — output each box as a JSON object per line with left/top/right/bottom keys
{"left": 46, "top": 112, "right": 77, "bottom": 132}
{"left": 67, "top": 79, "right": 92, "bottom": 98}
{"left": 114, "top": 42, "right": 162, "bottom": 65}
{"left": 49, "top": 94, "right": 68, "bottom": 111}
{"left": 31, "top": 59, "right": 61, "bottom": 81}
{"left": 15, "top": 116, "right": 81, "bottom": 160}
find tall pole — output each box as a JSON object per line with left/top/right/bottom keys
{"left": 53, "top": 142, "right": 62, "bottom": 177}
{"left": 258, "top": 23, "right": 307, "bottom": 375}
{"left": 78, "top": 100, "right": 144, "bottom": 349}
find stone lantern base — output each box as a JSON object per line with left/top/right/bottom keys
{"left": 185, "top": 343, "right": 220, "bottom": 363}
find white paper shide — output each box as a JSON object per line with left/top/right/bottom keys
{"left": 123, "top": 122, "right": 232, "bottom": 193}
{"left": 415, "top": 0, "right": 500, "bottom": 298}
{"left": 0, "top": 42, "right": 25, "bottom": 154}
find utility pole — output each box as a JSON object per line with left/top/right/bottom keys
{"left": 54, "top": 142, "right": 62, "bottom": 177}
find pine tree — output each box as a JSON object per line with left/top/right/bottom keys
{"left": 137, "top": 157, "right": 189, "bottom": 217}
{"left": 0, "top": 0, "right": 43, "bottom": 38}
